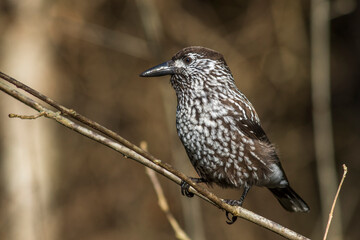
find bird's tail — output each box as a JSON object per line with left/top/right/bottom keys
{"left": 269, "top": 186, "right": 310, "bottom": 212}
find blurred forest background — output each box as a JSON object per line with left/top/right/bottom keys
{"left": 0, "top": 0, "right": 359, "bottom": 240}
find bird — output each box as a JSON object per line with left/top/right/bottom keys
{"left": 140, "top": 46, "right": 309, "bottom": 223}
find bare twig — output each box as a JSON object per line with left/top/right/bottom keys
{"left": 0, "top": 72, "right": 310, "bottom": 240}
{"left": 323, "top": 164, "right": 348, "bottom": 240}
{"left": 141, "top": 141, "right": 191, "bottom": 240}
{"left": 8, "top": 112, "right": 46, "bottom": 119}
{"left": 0, "top": 71, "right": 171, "bottom": 170}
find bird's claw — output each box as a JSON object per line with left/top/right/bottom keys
{"left": 223, "top": 199, "right": 243, "bottom": 206}
{"left": 225, "top": 211, "right": 238, "bottom": 224}
{"left": 180, "top": 180, "right": 194, "bottom": 198}
{"left": 224, "top": 199, "right": 243, "bottom": 224}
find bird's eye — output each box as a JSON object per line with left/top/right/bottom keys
{"left": 183, "top": 57, "right": 192, "bottom": 64}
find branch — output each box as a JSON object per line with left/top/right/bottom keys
{"left": 323, "top": 164, "right": 348, "bottom": 240}
{"left": 141, "top": 141, "right": 191, "bottom": 240}
{"left": 0, "top": 71, "right": 309, "bottom": 240}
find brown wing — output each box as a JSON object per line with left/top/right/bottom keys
{"left": 238, "top": 119, "right": 271, "bottom": 144}
{"left": 238, "top": 119, "right": 290, "bottom": 185}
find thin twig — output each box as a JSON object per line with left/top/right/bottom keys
{"left": 0, "top": 72, "right": 310, "bottom": 240}
{"left": 141, "top": 141, "right": 191, "bottom": 240}
{"left": 0, "top": 71, "right": 172, "bottom": 171}
{"left": 323, "top": 164, "right": 348, "bottom": 240}
{"left": 9, "top": 112, "right": 46, "bottom": 119}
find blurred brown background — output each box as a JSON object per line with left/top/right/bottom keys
{"left": 0, "top": 0, "right": 359, "bottom": 240}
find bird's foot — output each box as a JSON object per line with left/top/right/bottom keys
{"left": 225, "top": 211, "right": 238, "bottom": 225}
{"left": 223, "top": 186, "right": 250, "bottom": 224}
{"left": 223, "top": 199, "right": 244, "bottom": 225}
{"left": 180, "top": 177, "right": 206, "bottom": 198}
{"left": 180, "top": 180, "right": 194, "bottom": 198}
{"left": 223, "top": 199, "right": 243, "bottom": 206}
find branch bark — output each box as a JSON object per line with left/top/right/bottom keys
{"left": 0, "top": 71, "right": 310, "bottom": 240}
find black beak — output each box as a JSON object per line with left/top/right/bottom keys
{"left": 140, "top": 60, "right": 174, "bottom": 77}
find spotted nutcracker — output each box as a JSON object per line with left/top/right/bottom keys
{"left": 140, "top": 46, "right": 309, "bottom": 223}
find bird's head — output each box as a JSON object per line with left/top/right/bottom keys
{"left": 140, "top": 46, "right": 234, "bottom": 94}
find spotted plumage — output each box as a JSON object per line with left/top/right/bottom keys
{"left": 140, "top": 46, "right": 309, "bottom": 222}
